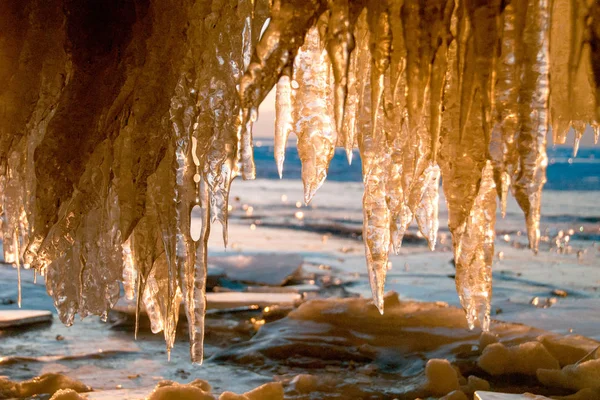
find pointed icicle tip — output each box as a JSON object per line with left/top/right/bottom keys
{"left": 192, "top": 357, "right": 203, "bottom": 366}
{"left": 367, "top": 259, "right": 387, "bottom": 316}
{"left": 375, "top": 297, "right": 384, "bottom": 315}
{"left": 222, "top": 229, "right": 228, "bottom": 249}
{"left": 573, "top": 136, "right": 581, "bottom": 158}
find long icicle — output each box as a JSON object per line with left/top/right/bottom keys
{"left": 190, "top": 180, "right": 210, "bottom": 364}
{"left": 326, "top": 0, "right": 355, "bottom": 135}
{"left": 513, "top": 0, "right": 550, "bottom": 254}
{"left": 239, "top": 0, "right": 325, "bottom": 179}
{"left": 455, "top": 161, "right": 496, "bottom": 331}
{"left": 274, "top": 71, "right": 294, "bottom": 178}
{"left": 292, "top": 23, "right": 337, "bottom": 204}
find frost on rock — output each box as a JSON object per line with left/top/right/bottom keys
{"left": 1, "top": 0, "right": 600, "bottom": 360}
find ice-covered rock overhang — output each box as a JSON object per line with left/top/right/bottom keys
{"left": 1, "top": 0, "right": 599, "bottom": 363}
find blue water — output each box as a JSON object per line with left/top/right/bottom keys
{"left": 253, "top": 142, "right": 600, "bottom": 190}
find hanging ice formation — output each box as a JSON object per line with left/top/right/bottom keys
{"left": 1, "top": 0, "right": 599, "bottom": 362}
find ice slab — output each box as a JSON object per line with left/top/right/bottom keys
{"left": 206, "top": 292, "right": 301, "bottom": 309}
{"left": 475, "top": 392, "right": 551, "bottom": 400}
{"left": 85, "top": 388, "right": 150, "bottom": 400}
{"left": 112, "top": 292, "right": 301, "bottom": 315}
{"left": 0, "top": 310, "right": 52, "bottom": 328}
{"left": 209, "top": 253, "right": 303, "bottom": 286}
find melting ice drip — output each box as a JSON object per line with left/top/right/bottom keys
{"left": 1, "top": 0, "right": 599, "bottom": 363}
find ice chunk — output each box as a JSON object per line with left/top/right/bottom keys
{"left": 49, "top": 389, "right": 86, "bottom": 400}
{"left": 0, "top": 309, "right": 52, "bottom": 328}
{"left": 424, "top": 358, "right": 460, "bottom": 396}
{"left": 147, "top": 379, "right": 213, "bottom": 400}
{"left": 441, "top": 391, "right": 468, "bottom": 400}
{"left": 209, "top": 253, "right": 302, "bottom": 286}
{"left": 477, "top": 342, "right": 560, "bottom": 376}
{"left": 537, "top": 334, "right": 600, "bottom": 367}
{"left": 475, "top": 393, "right": 551, "bottom": 400}
{"left": 537, "top": 359, "right": 600, "bottom": 391}
{"left": 0, "top": 373, "right": 90, "bottom": 399}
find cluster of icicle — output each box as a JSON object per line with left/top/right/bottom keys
{"left": 1, "top": 0, "right": 599, "bottom": 363}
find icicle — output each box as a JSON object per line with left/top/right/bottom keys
{"left": 513, "top": 0, "right": 550, "bottom": 254}
{"left": 3, "top": 0, "right": 600, "bottom": 363}
{"left": 170, "top": 71, "right": 199, "bottom": 358}
{"left": 550, "top": 0, "right": 596, "bottom": 145}
{"left": 367, "top": 0, "right": 391, "bottom": 137}
{"left": 354, "top": 13, "right": 391, "bottom": 314}
{"left": 240, "top": 111, "right": 257, "bottom": 180}
{"left": 122, "top": 238, "right": 136, "bottom": 301}
{"left": 429, "top": 0, "right": 454, "bottom": 164}
{"left": 388, "top": 0, "right": 406, "bottom": 104}
{"left": 134, "top": 272, "right": 142, "bottom": 340}
{"left": 387, "top": 165, "right": 409, "bottom": 253}
{"left": 203, "top": 78, "right": 238, "bottom": 247}
{"left": 274, "top": 73, "right": 294, "bottom": 178}
{"left": 440, "top": 5, "right": 491, "bottom": 330}
{"left": 78, "top": 185, "right": 123, "bottom": 320}
{"left": 1, "top": 151, "right": 26, "bottom": 266}
{"left": 190, "top": 182, "right": 210, "bottom": 365}
{"left": 455, "top": 161, "right": 496, "bottom": 332}
{"left": 414, "top": 165, "right": 441, "bottom": 251}
{"left": 549, "top": 0, "right": 574, "bottom": 144}
{"left": 401, "top": 0, "right": 451, "bottom": 243}
{"left": 32, "top": 140, "right": 114, "bottom": 275}
{"left": 385, "top": 0, "right": 409, "bottom": 252}
{"left": 466, "top": 0, "right": 502, "bottom": 149}
{"left": 292, "top": 25, "right": 337, "bottom": 204}
{"left": 386, "top": 116, "right": 411, "bottom": 252}
{"left": 590, "top": 2, "right": 600, "bottom": 122}
{"left": 401, "top": 0, "right": 424, "bottom": 132}
{"left": 490, "top": 0, "right": 524, "bottom": 206}
{"left": 239, "top": 0, "right": 325, "bottom": 178}
{"left": 400, "top": 0, "right": 430, "bottom": 222}
{"left": 572, "top": 121, "right": 585, "bottom": 157}
{"left": 362, "top": 165, "right": 391, "bottom": 315}
{"left": 416, "top": 0, "right": 453, "bottom": 246}
{"left": 45, "top": 244, "right": 81, "bottom": 326}
{"left": 500, "top": 172, "right": 510, "bottom": 218}
{"left": 146, "top": 158, "right": 183, "bottom": 355}
{"left": 326, "top": 0, "right": 355, "bottom": 134}
{"left": 568, "top": 1, "right": 595, "bottom": 125}
{"left": 130, "top": 216, "right": 162, "bottom": 341}
{"left": 341, "top": 6, "right": 369, "bottom": 164}
{"left": 142, "top": 254, "right": 168, "bottom": 335}
{"left": 140, "top": 151, "right": 180, "bottom": 349}
{"left": 14, "top": 230, "right": 21, "bottom": 308}
{"left": 360, "top": 128, "right": 391, "bottom": 315}
{"left": 456, "top": 5, "right": 475, "bottom": 145}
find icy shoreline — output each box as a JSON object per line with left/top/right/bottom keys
{"left": 1, "top": 179, "right": 599, "bottom": 398}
